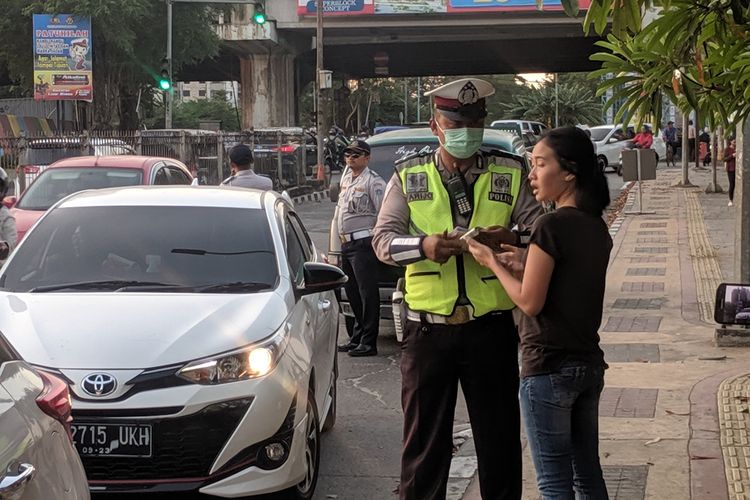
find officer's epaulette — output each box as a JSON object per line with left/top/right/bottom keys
{"left": 394, "top": 149, "right": 433, "bottom": 171}
{"left": 480, "top": 148, "right": 529, "bottom": 175}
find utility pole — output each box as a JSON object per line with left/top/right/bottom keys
{"left": 737, "top": 119, "right": 750, "bottom": 282}
{"left": 554, "top": 73, "right": 559, "bottom": 128}
{"left": 403, "top": 79, "right": 408, "bottom": 125}
{"left": 315, "top": 0, "right": 325, "bottom": 183}
{"left": 165, "top": 0, "right": 173, "bottom": 128}
{"left": 678, "top": 113, "right": 694, "bottom": 186}
{"left": 416, "top": 76, "right": 421, "bottom": 123}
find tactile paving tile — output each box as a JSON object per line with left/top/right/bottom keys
{"left": 600, "top": 387, "right": 658, "bottom": 418}
{"left": 602, "top": 316, "right": 662, "bottom": 332}
{"left": 718, "top": 374, "right": 750, "bottom": 500}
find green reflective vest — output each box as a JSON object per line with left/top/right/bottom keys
{"left": 397, "top": 155, "right": 522, "bottom": 317}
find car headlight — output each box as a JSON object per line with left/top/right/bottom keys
{"left": 177, "top": 330, "right": 287, "bottom": 384}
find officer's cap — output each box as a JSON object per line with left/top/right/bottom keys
{"left": 344, "top": 139, "right": 370, "bottom": 155}
{"left": 424, "top": 78, "right": 495, "bottom": 122}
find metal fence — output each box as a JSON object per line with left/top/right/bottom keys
{"left": 0, "top": 128, "right": 321, "bottom": 195}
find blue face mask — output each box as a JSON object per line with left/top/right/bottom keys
{"left": 437, "top": 123, "right": 484, "bottom": 159}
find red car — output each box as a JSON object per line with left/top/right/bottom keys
{"left": 6, "top": 156, "right": 193, "bottom": 242}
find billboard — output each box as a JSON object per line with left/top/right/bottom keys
{"left": 298, "top": 0, "right": 375, "bottom": 15}
{"left": 298, "top": 0, "right": 590, "bottom": 15}
{"left": 33, "top": 14, "right": 93, "bottom": 102}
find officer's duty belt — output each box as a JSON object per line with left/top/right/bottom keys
{"left": 340, "top": 229, "right": 373, "bottom": 243}
{"left": 406, "top": 305, "right": 474, "bottom": 325}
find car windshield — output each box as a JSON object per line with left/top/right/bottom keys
{"left": 17, "top": 168, "right": 144, "bottom": 211}
{"left": 1, "top": 206, "right": 278, "bottom": 293}
{"left": 369, "top": 142, "right": 436, "bottom": 180}
{"left": 589, "top": 127, "right": 613, "bottom": 142}
{"left": 26, "top": 147, "right": 89, "bottom": 166}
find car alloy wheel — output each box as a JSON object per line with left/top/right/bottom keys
{"left": 321, "top": 353, "right": 338, "bottom": 433}
{"left": 279, "top": 388, "right": 320, "bottom": 500}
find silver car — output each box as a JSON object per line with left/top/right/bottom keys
{"left": 0, "top": 335, "right": 89, "bottom": 500}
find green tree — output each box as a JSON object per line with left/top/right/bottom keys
{"left": 0, "top": 0, "right": 228, "bottom": 129}
{"left": 502, "top": 80, "right": 602, "bottom": 127}
{"left": 553, "top": 0, "right": 750, "bottom": 129}
{"left": 145, "top": 92, "right": 240, "bottom": 131}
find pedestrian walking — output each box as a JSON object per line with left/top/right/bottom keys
{"left": 662, "top": 121, "right": 679, "bottom": 167}
{"left": 220, "top": 144, "right": 273, "bottom": 190}
{"left": 467, "top": 126, "right": 612, "bottom": 500}
{"left": 0, "top": 169, "right": 17, "bottom": 265}
{"left": 335, "top": 139, "right": 386, "bottom": 357}
{"left": 372, "top": 77, "right": 543, "bottom": 500}
{"left": 726, "top": 137, "right": 736, "bottom": 207}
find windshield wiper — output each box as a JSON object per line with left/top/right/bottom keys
{"left": 29, "top": 280, "right": 175, "bottom": 293}
{"left": 171, "top": 248, "right": 273, "bottom": 256}
{"left": 194, "top": 281, "right": 272, "bottom": 293}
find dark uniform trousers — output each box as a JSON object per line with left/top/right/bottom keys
{"left": 340, "top": 236, "right": 380, "bottom": 349}
{"left": 400, "top": 313, "right": 522, "bottom": 500}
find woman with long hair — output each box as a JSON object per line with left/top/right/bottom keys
{"left": 468, "top": 126, "right": 612, "bottom": 499}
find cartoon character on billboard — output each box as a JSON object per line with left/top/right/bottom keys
{"left": 68, "top": 38, "right": 90, "bottom": 71}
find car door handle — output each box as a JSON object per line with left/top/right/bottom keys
{"left": 0, "top": 463, "right": 35, "bottom": 499}
{"left": 318, "top": 299, "right": 332, "bottom": 311}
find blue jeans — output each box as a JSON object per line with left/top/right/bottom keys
{"left": 520, "top": 365, "right": 609, "bottom": 500}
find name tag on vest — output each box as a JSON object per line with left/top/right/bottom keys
{"left": 406, "top": 172, "right": 433, "bottom": 202}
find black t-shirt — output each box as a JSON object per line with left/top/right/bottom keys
{"left": 518, "top": 207, "right": 613, "bottom": 377}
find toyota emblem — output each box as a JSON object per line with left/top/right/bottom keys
{"left": 81, "top": 373, "right": 117, "bottom": 397}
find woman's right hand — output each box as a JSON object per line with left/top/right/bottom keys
{"left": 497, "top": 244, "right": 526, "bottom": 278}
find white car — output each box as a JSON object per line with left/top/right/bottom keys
{"left": 0, "top": 335, "right": 89, "bottom": 500}
{"left": 0, "top": 186, "right": 345, "bottom": 498}
{"left": 590, "top": 124, "right": 666, "bottom": 173}
{"left": 490, "top": 119, "right": 548, "bottom": 137}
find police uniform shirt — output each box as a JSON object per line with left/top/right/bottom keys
{"left": 221, "top": 169, "right": 273, "bottom": 191}
{"left": 337, "top": 167, "right": 386, "bottom": 237}
{"left": 372, "top": 151, "right": 542, "bottom": 265}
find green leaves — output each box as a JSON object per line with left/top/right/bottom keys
{"left": 559, "top": 0, "right": 750, "bottom": 128}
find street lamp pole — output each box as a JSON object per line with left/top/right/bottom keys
{"left": 315, "top": 0, "right": 325, "bottom": 180}
{"left": 166, "top": 0, "right": 173, "bottom": 128}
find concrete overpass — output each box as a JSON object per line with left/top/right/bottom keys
{"left": 180, "top": 1, "right": 603, "bottom": 128}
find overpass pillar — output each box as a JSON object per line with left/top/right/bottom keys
{"left": 239, "top": 52, "right": 295, "bottom": 129}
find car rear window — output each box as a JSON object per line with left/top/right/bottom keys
{"left": 26, "top": 147, "right": 89, "bottom": 166}
{"left": 17, "top": 168, "right": 143, "bottom": 211}
{"left": 1, "top": 206, "right": 278, "bottom": 293}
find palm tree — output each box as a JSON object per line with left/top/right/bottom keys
{"left": 503, "top": 82, "right": 602, "bottom": 127}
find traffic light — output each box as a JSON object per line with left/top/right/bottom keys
{"left": 252, "top": 2, "right": 266, "bottom": 25}
{"left": 158, "top": 58, "right": 171, "bottom": 91}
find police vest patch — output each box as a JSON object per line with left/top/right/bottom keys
{"left": 405, "top": 172, "right": 433, "bottom": 202}
{"left": 488, "top": 172, "right": 514, "bottom": 204}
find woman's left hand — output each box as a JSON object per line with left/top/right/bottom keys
{"left": 467, "top": 238, "right": 498, "bottom": 269}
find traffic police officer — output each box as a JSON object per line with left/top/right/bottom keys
{"left": 372, "top": 78, "right": 542, "bottom": 499}
{"left": 336, "top": 139, "right": 386, "bottom": 357}
{"left": 221, "top": 144, "right": 273, "bottom": 190}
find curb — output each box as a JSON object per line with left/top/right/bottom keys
{"left": 291, "top": 190, "right": 327, "bottom": 205}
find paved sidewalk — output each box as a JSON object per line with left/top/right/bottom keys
{"left": 460, "top": 165, "right": 750, "bottom": 500}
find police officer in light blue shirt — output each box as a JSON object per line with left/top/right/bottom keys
{"left": 221, "top": 144, "right": 273, "bottom": 191}
{"left": 335, "top": 139, "right": 386, "bottom": 357}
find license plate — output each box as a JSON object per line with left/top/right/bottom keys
{"left": 71, "top": 423, "right": 152, "bottom": 457}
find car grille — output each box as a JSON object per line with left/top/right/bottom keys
{"left": 77, "top": 397, "right": 252, "bottom": 482}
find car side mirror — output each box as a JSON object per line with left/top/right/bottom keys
{"left": 3, "top": 196, "right": 17, "bottom": 209}
{"left": 329, "top": 182, "right": 340, "bottom": 203}
{"left": 608, "top": 137, "right": 619, "bottom": 143}
{"left": 299, "top": 262, "right": 348, "bottom": 295}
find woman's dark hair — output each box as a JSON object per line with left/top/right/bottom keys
{"left": 541, "top": 126, "right": 610, "bottom": 216}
